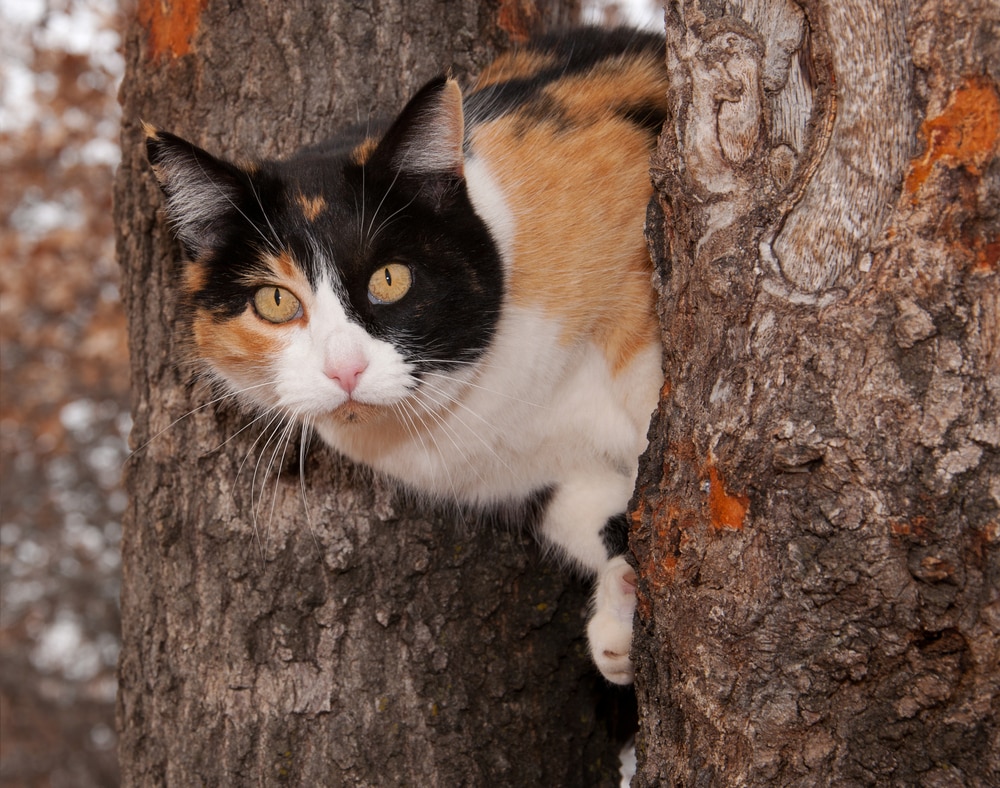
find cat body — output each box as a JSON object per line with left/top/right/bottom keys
{"left": 146, "top": 27, "right": 668, "bottom": 684}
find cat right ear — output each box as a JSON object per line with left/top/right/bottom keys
{"left": 367, "top": 76, "right": 466, "bottom": 181}
{"left": 143, "top": 122, "right": 245, "bottom": 258}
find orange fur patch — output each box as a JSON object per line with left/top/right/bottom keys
{"left": 327, "top": 401, "right": 383, "bottom": 425}
{"left": 183, "top": 261, "right": 208, "bottom": 294}
{"left": 351, "top": 137, "right": 379, "bottom": 165}
{"left": 193, "top": 249, "right": 313, "bottom": 382}
{"left": 475, "top": 50, "right": 557, "bottom": 88}
{"left": 549, "top": 56, "right": 667, "bottom": 117}
{"left": 192, "top": 309, "right": 284, "bottom": 381}
{"left": 297, "top": 193, "right": 327, "bottom": 221}
{"left": 470, "top": 53, "right": 666, "bottom": 373}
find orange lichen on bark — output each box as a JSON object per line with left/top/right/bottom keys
{"left": 138, "top": 0, "right": 208, "bottom": 60}
{"left": 905, "top": 75, "right": 1000, "bottom": 199}
{"left": 648, "top": 554, "right": 678, "bottom": 593}
{"left": 890, "top": 516, "right": 928, "bottom": 538}
{"left": 973, "top": 238, "right": 999, "bottom": 273}
{"left": 636, "top": 498, "right": 682, "bottom": 594}
{"left": 707, "top": 464, "right": 749, "bottom": 530}
{"left": 497, "top": 0, "right": 539, "bottom": 43}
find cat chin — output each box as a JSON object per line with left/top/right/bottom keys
{"left": 323, "top": 400, "right": 386, "bottom": 426}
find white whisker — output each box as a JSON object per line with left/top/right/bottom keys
{"left": 409, "top": 386, "right": 508, "bottom": 487}
{"left": 260, "top": 411, "right": 300, "bottom": 558}
{"left": 357, "top": 159, "right": 366, "bottom": 248}
{"left": 398, "top": 397, "right": 469, "bottom": 498}
{"left": 418, "top": 378, "right": 504, "bottom": 436}
{"left": 234, "top": 408, "right": 286, "bottom": 495}
{"left": 125, "top": 381, "right": 275, "bottom": 463}
{"left": 246, "top": 175, "right": 285, "bottom": 253}
{"left": 240, "top": 412, "right": 283, "bottom": 563}
{"left": 419, "top": 369, "right": 549, "bottom": 409}
{"left": 189, "top": 153, "right": 280, "bottom": 256}
{"left": 206, "top": 408, "right": 273, "bottom": 455}
{"left": 366, "top": 165, "right": 404, "bottom": 243}
{"left": 368, "top": 192, "right": 420, "bottom": 245}
{"left": 393, "top": 398, "right": 458, "bottom": 498}
{"left": 297, "top": 416, "right": 320, "bottom": 550}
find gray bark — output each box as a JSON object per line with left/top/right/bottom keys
{"left": 115, "top": 2, "right": 633, "bottom": 786}
{"left": 632, "top": 0, "right": 999, "bottom": 784}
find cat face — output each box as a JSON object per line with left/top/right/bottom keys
{"left": 145, "top": 78, "right": 504, "bottom": 424}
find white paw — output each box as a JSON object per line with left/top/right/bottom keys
{"left": 587, "top": 555, "right": 637, "bottom": 685}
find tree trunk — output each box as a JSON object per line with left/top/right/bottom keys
{"left": 115, "top": 2, "right": 635, "bottom": 786}
{"left": 633, "top": 0, "right": 998, "bottom": 784}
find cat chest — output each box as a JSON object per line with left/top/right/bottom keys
{"left": 316, "top": 336, "right": 659, "bottom": 506}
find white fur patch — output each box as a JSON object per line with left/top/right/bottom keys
{"left": 465, "top": 154, "right": 516, "bottom": 266}
{"left": 316, "top": 304, "right": 658, "bottom": 535}
{"left": 272, "top": 274, "right": 415, "bottom": 414}
{"left": 542, "top": 474, "right": 635, "bottom": 572}
{"left": 588, "top": 555, "right": 637, "bottom": 685}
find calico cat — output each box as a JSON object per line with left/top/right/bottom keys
{"left": 145, "top": 27, "right": 667, "bottom": 685}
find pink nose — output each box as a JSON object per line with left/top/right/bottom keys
{"left": 325, "top": 359, "right": 368, "bottom": 394}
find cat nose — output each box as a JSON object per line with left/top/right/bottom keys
{"left": 324, "top": 358, "right": 368, "bottom": 394}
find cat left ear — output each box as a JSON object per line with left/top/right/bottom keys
{"left": 370, "top": 76, "right": 465, "bottom": 180}
{"left": 143, "top": 122, "right": 247, "bottom": 259}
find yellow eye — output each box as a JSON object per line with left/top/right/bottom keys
{"left": 253, "top": 286, "right": 301, "bottom": 323}
{"left": 368, "top": 263, "right": 412, "bottom": 304}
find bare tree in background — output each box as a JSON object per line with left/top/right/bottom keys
{"left": 632, "top": 1, "right": 998, "bottom": 784}
{"left": 114, "top": 1, "right": 643, "bottom": 785}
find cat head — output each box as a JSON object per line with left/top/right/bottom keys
{"left": 145, "top": 76, "right": 503, "bottom": 425}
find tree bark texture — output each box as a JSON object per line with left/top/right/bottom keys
{"left": 632, "top": 0, "right": 998, "bottom": 785}
{"left": 114, "top": 2, "right": 639, "bottom": 786}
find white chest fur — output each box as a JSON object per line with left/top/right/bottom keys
{"left": 316, "top": 306, "right": 660, "bottom": 507}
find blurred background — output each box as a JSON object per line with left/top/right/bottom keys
{"left": 2, "top": 0, "right": 127, "bottom": 784}
{"left": 0, "top": 1, "right": 659, "bottom": 785}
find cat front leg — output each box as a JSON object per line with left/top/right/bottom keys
{"left": 540, "top": 474, "right": 638, "bottom": 684}
{"left": 588, "top": 554, "right": 637, "bottom": 685}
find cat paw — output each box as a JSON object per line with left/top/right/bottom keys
{"left": 587, "top": 555, "right": 637, "bottom": 685}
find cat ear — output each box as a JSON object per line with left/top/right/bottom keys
{"left": 370, "top": 76, "right": 466, "bottom": 180}
{"left": 143, "top": 122, "right": 246, "bottom": 258}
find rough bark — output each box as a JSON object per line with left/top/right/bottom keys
{"left": 114, "top": 2, "right": 637, "bottom": 786}
{"left": 633, "top": 0, "right": 999, "bottom": 785}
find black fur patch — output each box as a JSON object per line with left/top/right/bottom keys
{"left": 618, "top": 100, "right": 668, "bottom": 139}
{"left": 600, "top": 513, "right": 630, "bottom": 558}
{"left": 465, "top": 27, "right": 664, "bottom": 127}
